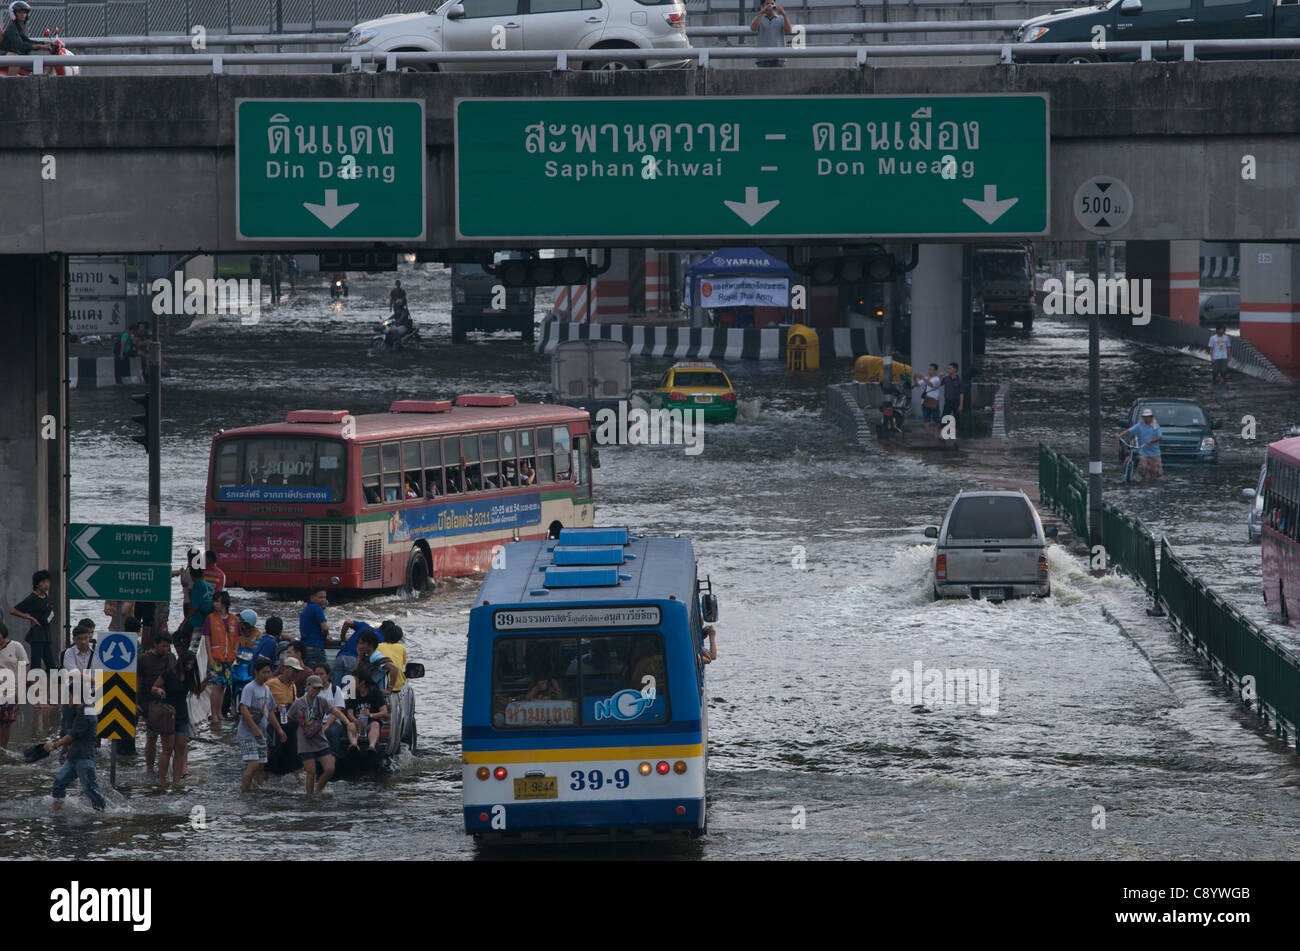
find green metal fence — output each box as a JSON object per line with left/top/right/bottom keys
{"left": 1038, "top": 443, "right": 1300, "bottom": 751}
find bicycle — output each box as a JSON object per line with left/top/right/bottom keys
{"left": 1117, "top": 435, "right": 1140, "bottom": 484}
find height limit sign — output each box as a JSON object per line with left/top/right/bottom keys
{"left": 1074, "top": 176, "right": 1133, "bottom": 235}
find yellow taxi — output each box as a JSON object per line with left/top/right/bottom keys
{"left": 650, "top": 361, "right": 738, "bottom": 423}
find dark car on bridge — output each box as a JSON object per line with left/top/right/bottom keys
{"left": 1119, "top": 398, "right": 1221, "bottom": 465}
{"left": 1014, "top": 0, "right": 1300, "bottom": 63}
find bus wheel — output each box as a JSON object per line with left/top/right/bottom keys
{"left": 547, "top": 521, "right": 564, "bottom": 539}
{"left": 406, "top": 548, "right": 431, "bottom": 594}
{"left": 1281, "top": 582, "right": 1289, "bottom": 623}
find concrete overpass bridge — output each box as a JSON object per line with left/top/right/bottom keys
{"left": 5, "top": 62, "right": 1300, "bottom": 621}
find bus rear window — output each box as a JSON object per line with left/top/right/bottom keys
{"left": 491, "top": 634, "right": 668, "bottom": 728}
{"left": 212, "top": 437, "right": 347, "bottom": 503}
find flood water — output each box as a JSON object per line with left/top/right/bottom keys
{"left": 3, "top": 265, "right": 1298, "bottom": 860}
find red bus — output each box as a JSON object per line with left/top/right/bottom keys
{"left": 1262, "top": 435, "right": 1300, "bottom": 622}
{"left": 205, "top": 394, "right": 596, "bottom": 593}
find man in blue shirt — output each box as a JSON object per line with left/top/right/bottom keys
{"left": 1117, "top": 407, "right": 1163, "bottom": 482}
{"left": 333, "top": 618, "right": 380, "bottom": 688}
{"left": 251, "top": 615, "right": 284, "bottom": 667}
{"left": 299, "top": 587, "right": 330, "bottom": 669}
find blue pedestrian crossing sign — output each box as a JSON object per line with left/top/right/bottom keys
{"left": 96, "top": 633, "right": 137, "bottom": 672}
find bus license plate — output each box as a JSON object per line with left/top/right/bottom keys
{"left": 694, "top": 394, "right": 713, "bottom": 403}
{"left": 514, "top": 777, "right": 558, "bottom": 800}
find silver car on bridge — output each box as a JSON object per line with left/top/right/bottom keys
{"left": 924, "top": 490, "right": 1056, "bottom": 602}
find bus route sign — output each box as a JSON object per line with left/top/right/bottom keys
{"left": 455, "top": 94, "right": 1048, "bottom": 240}
{"left": 235, "top": 98, "right": 427, "bottom": 241}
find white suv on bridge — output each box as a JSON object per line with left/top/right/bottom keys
{"left": 342, "top": 0, "right": 692, "bottom": 71}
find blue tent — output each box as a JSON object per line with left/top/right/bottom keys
{"left": 685, "top": 247, "right": 796, "bottom": 278}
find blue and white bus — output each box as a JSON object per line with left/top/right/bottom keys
{"left": 462, "top": 527, "right": 717, "bottom": 840}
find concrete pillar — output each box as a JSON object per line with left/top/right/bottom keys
{"left": 0, "top": 255, "right": 68, "bottom": 652}
{"left": 1126, "top": 240, "right": 1199, "bottom": 324}
{"left": 1240, "top": 243, "right": 1300, "bottom": 371}
{"left": 909, "top": 245, "right": 964, "bottom": 410}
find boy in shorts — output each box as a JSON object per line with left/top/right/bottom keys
{"left": 238, "top": 658, "right": 285, "bottom": 792}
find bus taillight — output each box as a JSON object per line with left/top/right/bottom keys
{"left": 673, "top": 761, "right": 687, "bottom": 774}
{"left": 656, "top": 761, "right": 670, "bottom": 775}
{"left": 935, "top": 554, "right": 947, "bottom": 581}
{"left": 493, "top": 766, "right": 508, "bottom": 780}
{"left": 477, "top": 767, "right": 490, "bottom": 781}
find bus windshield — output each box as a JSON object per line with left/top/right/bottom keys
{"left": 491, "top": 633, "right": 669, "bottom": 728}
{"left": 212, "top": 436, "right": 347, "bottom": 503}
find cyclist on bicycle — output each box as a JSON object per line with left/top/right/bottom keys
{"left": 1116, "top": 408, "right": 1163, "bottom": 482}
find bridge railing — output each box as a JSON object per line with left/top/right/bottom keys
{"left": 1039, "top": 442, "right": 1300, "bottom": 754}
{"left": 9, "top": 37, "right": 1300, "bottom": 71}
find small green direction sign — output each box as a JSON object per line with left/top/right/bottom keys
{"left": 68, "top": 523, "right": 172, "bottom": 601}
{"left": 456, "top": 95, "right": 1048, "bottom": 240}
{"left": 236, "top": 98, "right": 426, "bottom": 241}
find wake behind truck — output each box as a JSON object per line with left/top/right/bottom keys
{"left": 1015, "top": 0, "right": 1300, "bottom": 63}
{"left": 973, "top": 243, "right": 1036, "bottom": 331}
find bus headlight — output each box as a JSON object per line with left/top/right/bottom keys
{"left": 638, "top": 762, "right": 652, "bottom": 776}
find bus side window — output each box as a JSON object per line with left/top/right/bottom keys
{"left": 381, "top": 442, "right": 402, "bottom": 502}
{"left": 462, "top": 434, "right": 481, "bottom": 492}
{"left": 443, "top": 438, "right": 461, "bottom": 494}
{"left": 402, "top": 440, "right": 423, "bottom": 500}
{"left": 481, "top": 432, "right": 500, "bottom": 490}
{"left": 515, "top": 429, "right": 533, "bottom": 485}
{"left": 422, "top": 438, "right": 442, "bottom": 498}
{"left": 535, "top": 427, "right": 554, "bottom": 483}
{"left": 554, "top": 426, "right": 572, "bottom": 481}
{"left": 361, "top": 445, "right": 381, "bottom": 506}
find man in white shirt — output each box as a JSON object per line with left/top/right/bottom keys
{"left": 915, "top": 363, "right": 944, "bottom": 436}
{"left": 1208, "top": 323, "right": 1231, "bottom": 385}
{"left": 61, "top": 621, "right": 97, "bottom": 674}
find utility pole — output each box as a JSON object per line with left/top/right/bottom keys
{"left": 1087, "top": 240, "right": 1102, "bottom": 555}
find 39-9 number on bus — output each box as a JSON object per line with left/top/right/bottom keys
{"left": 570, "top": 768, "right": 630, "bottom": 790}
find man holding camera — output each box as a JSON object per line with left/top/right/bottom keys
{"left": 750, "top": 0, "right": 793, "bottom": 68}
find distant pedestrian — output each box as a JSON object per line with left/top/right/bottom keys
{"left": 914, "top": 363, "right": 943, "bottom": 436}
{"left": 0, "top": 622, "right": 24, "bottom": 748}
{"left": 151, "top": 646, "right": 205, "bottom": 787}
{"left": 238, "top": 657, "right": 285, "bottom": 793}
{"left": 11, "top": 569, "right": 55, "bottom": 671}
{"left": 287, "top": 255, "right": 299, "bottom": 295}
{"left": 298, "top": 587, "right": 330, "bottom": 669}
{"left": 389, "top": 279, "right": 407, "bottom": 315}
{"left": 270, "top": 255, "right": 284, "bottom": 305}
{"left": 176, "top": 565, "right": 214, "bottom": 651}
{"left": 249, "top": 254, "right": 262, "bottom": 282}
{"left": 46, "top": 704, "right": 106, "bottom": 812}
{"left": 174, "top": 547, "right": 201, "bottom": 619}
{"left": 941, "top": 362, "right": 965, "bottom": 430}
{"left": 1208, "top": 323, "right": 1231, "bottom": 384}
{"left": 203, "top": 550, "right": 226, "bottom": 594}
{"left": 138, "top": 632, "right": 176, "bottom": 776}
{"left": 749, "top": 0, "right": 793, "bottom": 67}
{"left": 200, "top": 590, "right": 242, "bottom": 726}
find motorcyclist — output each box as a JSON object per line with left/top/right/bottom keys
{"left": 385, "top": 306, "right": 415, "bottom": 346}
{"left": 330, "top": 271, "right": 348, "bottom": 299}
{"left": 3, "top": 2, "right": 52, "bottom": 59}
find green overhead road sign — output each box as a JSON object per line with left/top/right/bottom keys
{"left": 456, "top": 95, "right": 1049, "bottom": 241}
{"left": 68, "top": 523, "right": 172, "bottom": 601}
{"left": 236, "top": 98, "right": 426, "bottom": 241}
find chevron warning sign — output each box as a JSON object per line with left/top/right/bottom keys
{"left": 97, "top": 672, "right": 136, "bottom": 740}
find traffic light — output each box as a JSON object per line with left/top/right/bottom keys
{"left": 801, "top": 246, "right": 903, "bottom": 285}
{"left": 129, "top": 391, "right": 155, "bottom": 454}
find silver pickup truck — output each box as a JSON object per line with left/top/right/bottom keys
{"left": 924, "top": 490, "right": 1057, "bottom": 601}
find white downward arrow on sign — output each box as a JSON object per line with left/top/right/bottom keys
{"left": 962, "top": 185, "right": 1019, "bottom": 225}
{"left": 74, "top": 564, "right": 97, "bottom": 594}
{"left": 724, "top": 187, "right": 780, "bottom": 227}
{"left": 74, "top": 526, "right": 100, "bottom": 561}
{"left": 303, "top": 189, "right": 360, "bottom": 229}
